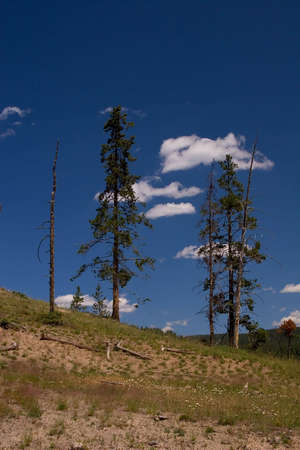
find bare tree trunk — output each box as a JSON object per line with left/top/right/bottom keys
{"left": 208, "top": 168, "right": 215, "bottom": 346}
{"left": 227, "top": 218, "right": 235, "bottom": 347}
{"left": 233, "top": 143, "right": 256, "bottom": 349}
{"left": 49, "top": 141, "right": 59, "bottom": 313}
{"left": 112, "top": 146, "right": 120, "bottom": 321}
{"left": 112, "top": 232, "right": 119, "bottom": 320}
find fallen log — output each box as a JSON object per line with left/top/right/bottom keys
{"left": 40, "top": 332, "right": 101, "bottom": 353}
{"left": 114, "top": 342, "right": 151, "bottom": 360}
{"left": 0, "top": 342, "right": 18, "bottom": 352}
{"left": 161, "top": 345, "right": 195, "bottom": 354}
{"left": 99, "top": 379, "right": 124, "bottom": 386}
{"left": 0, "top": 320, "right": 26, "bottom": 331}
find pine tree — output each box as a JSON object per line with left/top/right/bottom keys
{"left": 72, "top": 106, "right": 154, "bottom": 321}
{"left": 71, "top": 286, "right": 85, "bottom": 312}
{"left": 198, "top": 165, "right": 223, "bottom": 346}
{"left": 217, "top": 154, "right": 265, "bottom": 347}
{"left": 92, "top": 284, "right": 110, "bottom": 317}
{"left": 217, "top": 155, "right": 244, "bottom": 346}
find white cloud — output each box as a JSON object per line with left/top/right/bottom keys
{"left": 105, "top": 296, "right": 137, "bottom": 313}
{"left": 272, "top": 310, "right": 300, "bottom": 327}
{"left": 280, "top": 283, "right": 300, "bottom": 294}
{"left": 280, "top": 307, "right": 287, "bottom": 312}
{"left": 175, "top": 245, "right": 199, "bottom": 260}
{"left": 0, "top": 128, "right": 16, "bottom": 139}
{"left": 99, "top": 106, "right": 113, "bottom": 115}
{"left": 55, "top": 294, "right": 137, "bottom": 313}
{"left": 133, "top": 180, "right": 202, "bottom": 202}
{"left": 162, "top": 319, "right": 188, "bottom": 333}
{"left": 160, "top": 133, "right": 274, "bottom": 173}
{"left": 0, "top": 106, "right": 31, "bottom": 121}
{"left": 55, "top": 294, "right": 95, "bottom": 309}
{"left": 94, "top": 180, "right": 202, "bottom": 204}
{"left": 145, "top": 202, "right": 196, "bottom": 219}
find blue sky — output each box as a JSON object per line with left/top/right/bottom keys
{"left": 1, "top": 0, "right": 300, "bottom": 335}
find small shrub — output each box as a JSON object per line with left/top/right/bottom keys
{"left": 174, "top": 427, "right": 185, "bottom": 437}
{"left": 27, "top": 402, "right": 42, "bottom": 418}
{"left": 19, "top": 432, "right": 33, "bottom": 449}
{"left": 39, "top": 311, "right": 63, "bottom": 326}
{"left": 218, "top": 415, "right": 236, "bottom": 426}
{"left": 57, "top": 400, "right": 68, "bottom": 411}
{"left": 179, "top": 414, "right": 196, "bottom": 422}
{"left": 11, "top": 290, "right": 29, "bottom": 300}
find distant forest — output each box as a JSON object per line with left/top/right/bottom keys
{"left": 189, "top": 327, "right": 300, "bottom": 359}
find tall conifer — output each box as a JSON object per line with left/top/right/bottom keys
{"left": 73, "top": 106, "right": 154, "bottom": 321}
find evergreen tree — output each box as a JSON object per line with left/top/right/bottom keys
{"left": 198, "top": 165, "right": 223, "bottom": 345}
{"left": 71, "top": 286, "right": 85, "bottom": 312}
{"left": 217, "top": 154, "right": 265, "bottom": 346}
{"left": 72, "top": 106, "right": 154, "bottom": 321}
{"left": 217, "top": 155, "right": 244, "bottom": 346}
{"left": 92, "top": 284, "right": 110, "bottom": 317}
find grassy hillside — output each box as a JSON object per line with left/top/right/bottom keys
{"left": 0, "top": 288, "right": 300, "bottom": 449}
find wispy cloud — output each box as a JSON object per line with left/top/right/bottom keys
{"left": 0, "top": 106, "right": 31, "bottom": 121}
{"left": 0, "top": 128, "right": 16, "bottom": 139}
{"left": 280, "top": 283, "right": 300, "bottom": 294}
{"left": 175, "top": 243, "right": 244, "bottom": 260}
{"left": 263, "top": 286, "right": 276, "bottom": 294}
{"left": 160, "top": 133, "right": 274, "bottom": 173}
{"left": 99, "top": 106, "right": 146, "bottom": 118}
{"left": 272, "top": 310, "right": 300, "bottom": 327}
{"left": 55, "top": 294, "right": 137, "bottom": 313}
{"left": 162, "top": 319, "right": 188, "bottom": 333}
{"left": 134, "top": 179, "right": 202, "bottom": 202}
{"left": 145, "top": 202, "right": 196, "bottom": 219}
{"left": 99, "top": 106, "right": 114, "bottom": 115}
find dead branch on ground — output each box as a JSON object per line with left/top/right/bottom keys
{"left": 105, "top": 341, "right": 112, "bottom": 360}
{"left": 0, "top": 342, "right": 18, "bottom": 352}
{"left": 114, "top": 341, "right": 151, "bottom": 360}
{"left": 161, "top": 345, "right": 195, "bottom": 354}
{"left": 0, "top": 321, "right": 26, "bottom": 331}
{"left": 40, "top": 332, "right": 102, "bottom": 353}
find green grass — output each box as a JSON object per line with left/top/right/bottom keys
{"left": 1, "top": 288, "right": 300, "bottom": 432}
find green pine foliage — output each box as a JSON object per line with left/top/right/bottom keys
{"left": 92, "top": 284, "right": 110, "bottom": 318}
{"left": 198, "top": 155, "right": 265, "bottom": 345}
{"left": 70, "top": 286, "right": 85, "bottom": 312}
{"left": 72, "top": 106, "right": 154, "bottom": 320}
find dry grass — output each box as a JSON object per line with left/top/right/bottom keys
{"left": 0, "top": 288, "right": 300, "bottom": 448}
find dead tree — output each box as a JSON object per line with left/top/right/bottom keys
{"left": 233, "top": 142, "right": 256, "bottom": 349}
{"left": 49, "top": 141, "right": 59, "bottom": 313}
{"left": 38, "top": 141, "right": 60, "bottom": 313}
